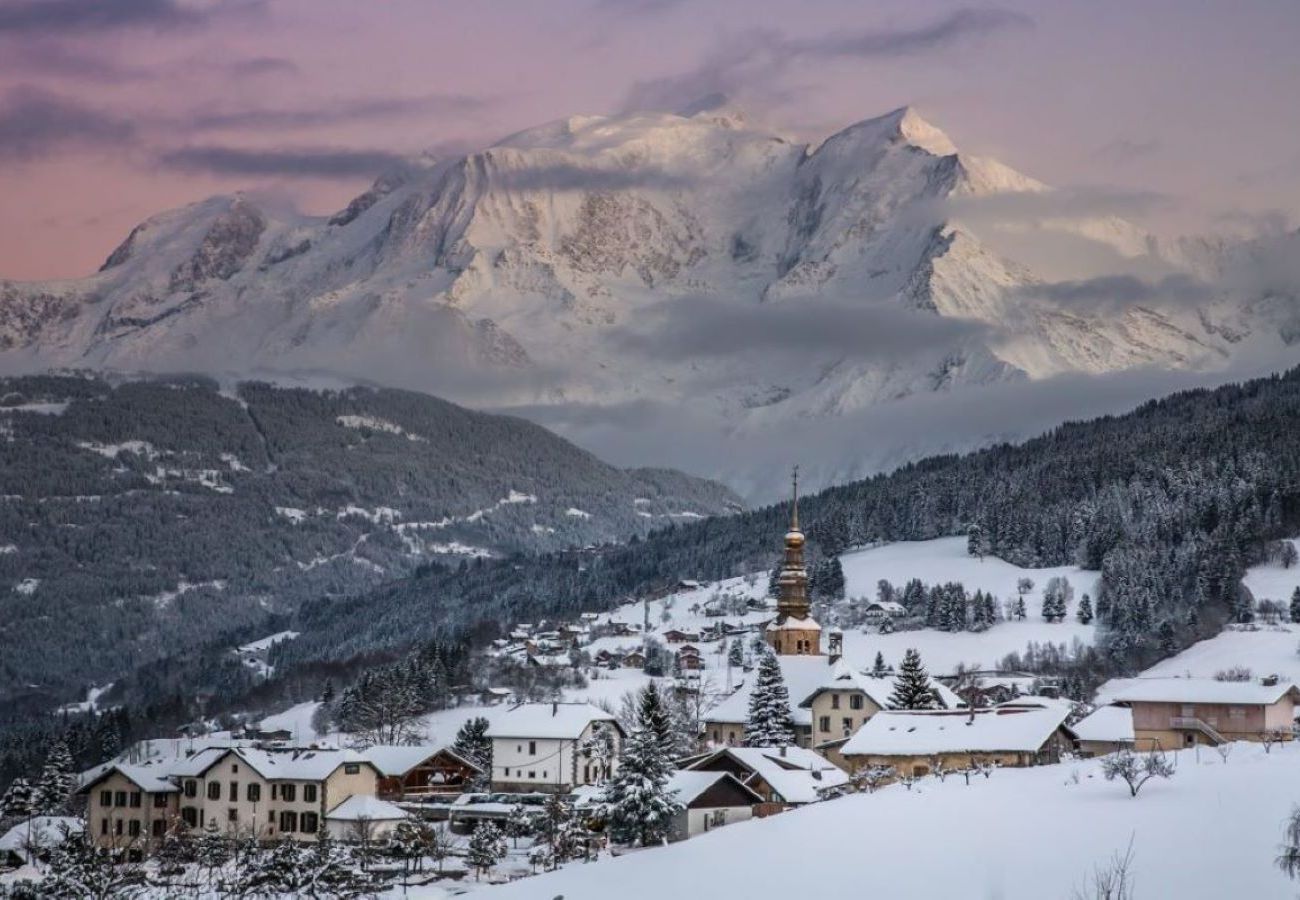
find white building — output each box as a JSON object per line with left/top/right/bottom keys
{"left": 489, "top": 702, "right": 624, "bottom": 793}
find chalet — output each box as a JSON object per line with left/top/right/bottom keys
{"left": 482, "top": 686, "right": 515, "bottom": 705}
{"left": 622, "top": 650, "right": 646, "bottom": 669}
{"left": 489, "top": 703, "right": 625, "bottom": 793}
{"left": 663, "top": 629, "right": 701, "bottom": 644}
{"left": 78, "top": 765, "right": 179, "bottom": 856}
{"left": 682, "top": 746, "right": 848, "bottom": 814}
{"left": 798, "top": 664, "right": 963, "bottom": 763}
{"left": 839, "top": 706, "right": 1074, "bottom": 777}
{"left": 1067, "top": 705, "right": 1135, "bottom": 757}
{"left": 862, "top": 600, "right": 906, "bottom": 626}
{"left": 364, "top": 746, "right": 482, "bottom": 800}
{"left": 664, "top": 770, "right": 763, "bottom": 841}
{"left": 1102, "top": 678, "right": 1300, "bottom": 749}
{"left": 676, "top": 648, "right": 705, "bottom": 672}
{"left": 579, "top": 612, "right": 600, "bottom": 623}
{"left": 594, "top": 649, "right": 625, "bottom": 668}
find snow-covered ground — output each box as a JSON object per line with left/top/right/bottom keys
{"left": 430, "top": 741, "right": 1300, "bottom": 899}
{"left": 1243, "top": 539, "right": 1300, "bottom": 605}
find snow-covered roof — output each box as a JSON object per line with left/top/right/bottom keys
{"left": 1102, "top": 678, "right": 1300, "bottom": 706}
{"left": 1068, "top": 706, "right": 1135, "bottom": 744}
{"left": 689, "top": 746, "right": 848, "bottom": 804}
{"left": 665, "top": 770, "right": 762, "bottom": 806}
{"left": 841, "top": 707, "right": 1070, "bottom": 757}
{"left": 0, "top": 817, "right": 82, "bottom": 854}
{"left": 167, "top": 746, "right": 373, "bottom": 781}
{"left": 704, "top": 656, "right": 834, "bottom": 727}
{"left": 766, "top": 616, "right": 822, "bottom": 632}
{"left": 362, "top": 745, "right": 481, "bottom": 777}
{"left": 489, "top": 703, "right": 620, "bottom": 740}
{"left": 325, "top": 794, "right": 410, "bottom": 822}
{"left": 83, "top": 763, "right": 180, "bottom": 794}
{"left": 864, "top": 601, "right": 906, "bottom": 613}
{"left": 796, "top": 663, "right": 962, "bottom": 711}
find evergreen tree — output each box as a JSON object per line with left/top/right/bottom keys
{"left": 1077, "top": 593, "right": 1094, "bottom": 625}
{"left": 505, "top": 803, "right": 533, "bottom": 848}
{"left": 878, "top": 615, "right": 895, "bottom": 635}
{"left": 602, "top": 724, "right": 682, "bottom": 846}
{"left": 887, "top": 649, "right": 939, "bottom": 710}
{"left": 1, "top": 776, "right": 34, "bottom": 818}
{"left": 871, "top": 651, "right": 889, "bottom": 678}
{"left": 817, "top": 558, "right": 846, "bottom": 601}
{"left": 33, "top": 741, "right": 75, "bottom": 814}
{"left": 34, "top": 832, "right": 143, "bottom": 900}
{"left": 967, "top": 523, "right": 985, "bottom": 560}
{"left": 1013, "top": 597, "right": 1027, "bottom": 621}
{"left": 728, "top": 639, "right": 744, "bottom": 668}
{"left": 637, "top": 682, "right": 676, "bottom": 761}
{"left": 767, "top": 564, "right": 782, "bottom": 598}
{"left": 452, "top": 716, "right": 493, "bottom": 790}
{"left": 744, "top": 650, "right": 796, "bottom": 747}
{"left": 1158, "top": 620, "right": 1179, "bottom": 654}
{"left": 537, "top": 793, "right": 583, "bottom": 868}
{"left": 467, "top": 822, "right": 506, "bottom": 879}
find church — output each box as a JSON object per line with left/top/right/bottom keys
{"left": 765, "top": 467, "right": 824, "bottom": 657}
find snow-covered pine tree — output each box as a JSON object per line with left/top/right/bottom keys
{"left": 967, "top": 523, "right": 985, "bottom": 559}
{"left": 887, "top": 648, "right": 939, "bottom": 710}
{"left": 34, "top": 741, "right": 75, "bottom": 814}
{"left": 744, "top": 650, "right": 796, "bottom": 747}
{"left": 878, "top": 615, "right": 895, "bottom": 635}
{"left": 728, "top": 639, "right": 744, "bottom": 668}
{"left": 34, "top": 831, "right": 142, "bottom": 899}
{"left": 505, "top": 803, "right": 533, "bottom": 848}
{"left": 452, "top": 716, "right": 493, "bottom": 790}
{"left": 819, "top": 557, "right": 846, "bottom": 601}
{"left": 871, "top": 652, "right": 889, "bottom": 678}
{"left": 602, "top": 724, "right": 682, "bottom": 846}
{"left": 1013, "top": 596, "right": 1027, "bottom": 621}
{"left": 1077, "top": 593, "right": 1094, "bottom": 625}
{"left": 1, "top": 776, "right": 34, "bottom": 818}
{"left": 467, "top": 822, "right": 507, "bottom": 880}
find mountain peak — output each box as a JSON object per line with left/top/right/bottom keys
{"left": 886, "top": 106, "right": 958, "bottom": 156}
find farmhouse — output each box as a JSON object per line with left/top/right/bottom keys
{"left": 489, "top": 702, "right": 624, "bottom": 793}
{"left": 839, "top": 706, "right": 1073, "bottom": 777}
{"left": 1067, "top": 705, "right": 1135, "bottom": 757}
{"left": 323, "top": 794, "right": 410, "bottom": 841}
{"left": 682, "top": 746, "right": 848, "bottom": 813}
{"left": 1103, "top": 677, "right": 1300, "bottom": 749}
{"left": 663, "top": 770, "right": 764, "bottom": 841}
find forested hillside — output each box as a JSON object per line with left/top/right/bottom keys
{"left": 281, "top": 367, "right": 1300, "bottom": 677}
{"left": 0, "top": 374, "right": 739, "bottom": 706}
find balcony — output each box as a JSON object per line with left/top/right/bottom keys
{"left": 1169, "top": 716, "right": 1226, "bottom": 745}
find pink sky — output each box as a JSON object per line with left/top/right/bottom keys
{"left": 1, "top": 0, "right": 1297, "bottom": 280}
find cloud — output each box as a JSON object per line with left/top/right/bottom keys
{"left": 0, "top": 86, "right": 134, "bottom": 161}
{"left": 182, "top": 92, "right": 492, "bottom": 132}
{"left": 1014, "top": 273, "right": 1213, "bottom": 315}
{"left": 594, "top": 0, "right": 687, "bottom": 15}
{"left": 614, "top": 296, "right": 986, "bottom": 362}
{"left": 621, "top": 8, "right": 1033, "bottom": 113}
{"left": 1093, "top": 138, "right": 1162, "bottom": 165}
{"left": 0, "top": 0, "right": 260, "bottom": 34}
{"left": 157, "top": 145, "right": 407, "bottom": 178}
{"left": 946, "top": 185, "right": 1172, "bottom": 222}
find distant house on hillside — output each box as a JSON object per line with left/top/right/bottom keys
{"left": 862, "top": 600, "right": 906, "bottom": 626}
{"left": 663, "top": 629, "right": 701, "bottom": 644}
{"left": 489, "top": 703, "right": 625, "bottom": 793}
{"left": 1103, "top": 678, "right": 1300, "bottom": 749}
{"left": 838, "top": 706, "right": 1073, "bottom": 777}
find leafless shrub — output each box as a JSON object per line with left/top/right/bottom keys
{"left": 1101, "top": 748, "right": 1174, "bottom": 797}
{"left": 1073, "top": 837, "right": 1137, "bottom": 900}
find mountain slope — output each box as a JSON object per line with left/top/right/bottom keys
{"left": 2, "top": 105, "right": 1290, "bottom": 454}
{"left": 0, "top": 373, "right": 739, "bottom": 705}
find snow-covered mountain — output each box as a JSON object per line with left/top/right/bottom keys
{"left": 1, "top": 105, "right": 1295, "bottom": 482}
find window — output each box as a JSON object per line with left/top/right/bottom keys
{"left": 185, "top": 780, "right": 197, "bottom": 798}
{"left": 818, "top": 716, "right": 830, "bottom": 733}
{"left": 528, "top": 741, "right": 537, "bottom": 756}
{"left": 153, "top": 794, "right": 168, "bottom": 809}
{"left": 281, "top": 784, "right": 296, "bottom": 802}
{"left": 303, "top": 785, "right": 317, "bottom": 803}
{"left": 152, "top": 819, "right": 166, "bottom": 838}
{"left": 528, "top": 771, "right": 536, "bottom": 779}
{"left": 301, "top": 812, "right": 318, "bottom": 833}
{"left": 128, "top": 820, "right": 141, "bottom": 837}
{"left": 344, "top": 764, "right": 360, "bottom": 775}
{"left": 100, "top": 819, "right": 108, "bottom": 836}
{"left": 516, "top": 744, "right": 522, "bottom": 753}
{"left": 99, "top": 790, "right": 112, "bottom": 807}
{"left": 181, "top": 807, "right": 198, "bottom": 828}
{"left": 271, "top": 784, "right": 278, "bottom": 801}
{"left": 228, "top": 808, "right": 238, "bottom": 823}
{"left": 228, "top": 782, "right": 238, "bottom": 802}
{"left": 130, "top": 792, "right": 142, "bottom": 808}
{"left": 842, "top": 718, "right": 853, "bottom": 735}
{"left": 115, "top": 820, "right": 123, "bottom": 836}
{"left": 1229, "top": 707, "right": 1246, "bottom": 720}
{"left": 206, "top": 782, "right": 221, "bottom": 801}
{"left": 115, "top": 791, "right": 127, "bottom": 807}
{"left": 831, "top": 694, "right": 841, "bottom": 710}
{"left": 543, "top": 771, "right": 547, "bottom": 779}
{"left": 247, "top": 784, "right": 260, "bottom": 803}
{"left": 279, "top": 811, "right": 298, "bottom": 833}
{"left": 231, "top": 763, "right": 239, "bottom": 773}
{"left": 1181, "top": 705, "right": 1195, "bottom": 717}
{"left": 850, "top": 695, "right": 864, "bottom": 711}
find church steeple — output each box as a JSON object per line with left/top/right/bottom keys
{"left": 767, "top": 465, "right": 820, "bottom": 655}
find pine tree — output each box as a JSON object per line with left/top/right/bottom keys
{"left": 744, "top": 650, "right": 795, "bottom": 747}
{"left": 878, "top": 615, "right": 895, "bottom": 635}
{"left": 1013, "top": 596, "right": 1027, "bottom": 621}
{"left": 728, "top": 639, "right": 744, "bottom": 668}
{"left": 637, "top": 682, "right": 676, "bottom": 761}
{"left": 967, "top": 523, "right": 985, "bottom": 560}
{"left": 34, "top": 832, "right": 143, "bottom": 900}
{"left": 467, "top": 822, "right": 506, "bottom": 879}
{"left": 505, "top": 803, "right": 533, "bottom": 848}
{"left": 1, "top": 776, "right": 34, "bottom": 818}
{"left": 887, "top": 649, "right": 939, "bottom": 710}
{"left": 819, "top": 558, "right": 846, "bottom": 601}
{"left": 871, "top": 652, "right": 889, "bottom": 678}
{"left": 452, "top": 717, "right": 493, "bottom": 790}
{"left": 1077, "top": 593, "right": 1094, "bottom": 625}
{"left": 34, "top": 741, "right": 75, "bottom": 814}
{"left": 1158, "top": 620, "right": 1179, "bottom": 654}
{"left": 537, "top": 793, "right": 582, "bottom": 868}
{"left": 602, "top": 724, "right": 682, "bottom": 846}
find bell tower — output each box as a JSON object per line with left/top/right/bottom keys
{"left": 766, "top": 466, "right": 822, "bottom": 656}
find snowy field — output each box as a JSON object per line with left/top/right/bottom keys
{"left": 1243, "top": 539, "right": 1300, "bottom": 605}
{"left": 414, "top": 742, "right": 1300, "bottom": 899}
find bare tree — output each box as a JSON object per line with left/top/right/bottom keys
{"left": 1213, "top": 742, "right": 1233, "bottom": 764}
{"left": 1072, "top": 837, "right": 1137, "bottom": 900}
{"left": 1262, "top": 728, "right": 1289, "bottom": 754}
{"left": 928, "top": 756, "right": 950, "bottom": 782}
{"left": 851, "top": 764, "right": 896, "bottom": 793}
{"left": 1101, "top": 749, "right": 1174, "bottom": 797}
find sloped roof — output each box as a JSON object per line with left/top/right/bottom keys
{"left": 842, "top": 707, "right": 1070, "bottom": 757}
{"left": 703, "top": 656, "right": 834, "bottom": 727}
{"left": 665, "top": 770, "right": 763, "bottom": 806}
{"left": 1067, "top": 705, "right": 1135, "bottom": 744}
{"left": 325, "top": 794, "right": 410, "bottom": 822}
{"left": 686, "top": 746, "right": 848, "bottom": 804}
{"left": 796, "top": 664, "right": 961, "bottom": 711}
{"left": 362, "top": 745, "right": 483, "bottom": 777}
{"left": 1101, "top": 678, "right": 1300, "bottom": 706}
{"left": 0, "top": 817, "right": 83, "bottom": 853}
{"left": 167, "top": 746, "right": 374, "bottom": 781}
{"left": 82, "top": 763, "right": 179, "bottom": 794}
{"left": 489, "top": 703, "right": 620, "bottom": 740}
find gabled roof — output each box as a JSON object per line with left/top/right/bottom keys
{"left": 362, "top": 745, "right": 484, "bottom": 777}
{"left": 665, "top": 770, "right": 763, "bottom": 806}
{"left": 325, "top": 794, "right": 410, "bottom": 822}
{"left": 1101, "top": 678, "right": 1300, "bottom": 706}
{"left": 1067, "top": 705, "right": 1135, "bottom": 744}
{"left": 167, "top": 746, "right": 375, "bottom": 782}
{"left": 703, "top": 656, "right": 834, "bottom": 727}
{"left": 685, "top": 746, "right": 848, "bottom": 804}
{"left": 489, "top": 702, "right": 621, "bottom": 740}
{"left": 841, "top": 707, "right": 1070, "bottom": 757}
{"left": 79, "top": 763, "right": 179, "bottom": 794}
{"left": 796, "top": 663, "right": 962, "bottom": 711}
